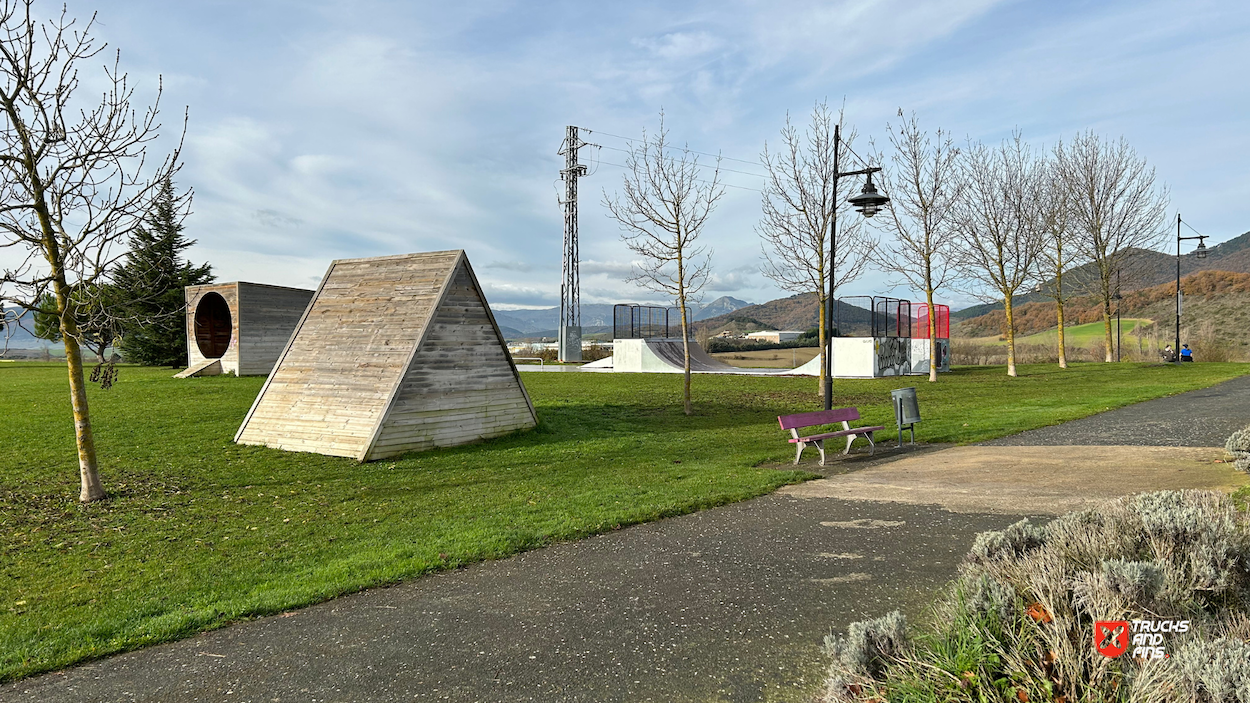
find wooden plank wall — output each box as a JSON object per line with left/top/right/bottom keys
{"left": 236, "top": 251, "right": 461, "bottom": 458}
{"left": 368, "top": 263, "right": 536, "bottom": 459}
{"left": 184, "top": 283, "right": 240, "bottom": 375}
{"left": 236, "top": 283, "right": 315, "bottom": 376}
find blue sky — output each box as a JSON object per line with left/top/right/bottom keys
{"left": 79, "top": 0, "right": 1250, "bottom": 309}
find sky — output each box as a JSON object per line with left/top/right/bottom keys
{"left": 28, "top": 0, "right": 1250, "bottom": 310}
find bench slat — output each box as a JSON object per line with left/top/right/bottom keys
{"left": 778, "top": 407, "right": 860, "bottom": 430}
{"left": 790, "top": 425, "right": 885, "bottom": 443}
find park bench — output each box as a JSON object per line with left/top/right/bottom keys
{"left": 777, "top": 408, "right": 886, "bottom": 465}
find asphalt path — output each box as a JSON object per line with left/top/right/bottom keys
{"left": 5, "top": 497, "right": 1013, "bottom": 703}
{"left": 981, "top": 372, "right": 1250, "bottom": 447}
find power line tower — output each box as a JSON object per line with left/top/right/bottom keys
{"left": 557, "top": 125, "right": 590, "bottom": 362}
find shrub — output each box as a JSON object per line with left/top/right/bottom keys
{"left": 1226, "top": 425, "right": 1250, "bottom": 472}
{"left": 818, "top": 490, "right": 1250, "bottom": 703}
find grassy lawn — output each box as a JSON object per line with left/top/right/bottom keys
{"left": 2, "top": 360, "right": 1247, "bottom": 681}
{"left": 963, "top": 318, "right": 1150, "bottom": 348}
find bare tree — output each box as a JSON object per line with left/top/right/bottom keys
{"left": 603, "top": 113, "right": 724, "bottom": 415}
{"left": 1035, "top": 153, "right": 1082, "bottom": 368}
{"left": 871, "top": 112, "right": 962, "bottom": 382}
{"left": 952, "top": 134, "right": 1045, "bottom": 377}
{"left": 1055, "top": 132, "right": 1168, "bottom": 362}
{"left": 757, "top": 102, "right": 872, "bottom": 399}
{"left": 0, "top": 2, "right": 183, "bottom": 502}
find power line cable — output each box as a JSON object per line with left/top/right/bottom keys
{"left": 592, "top": 158, "right": 760, "bottom": 191}
{"left": 593, "top": 143, "right": 766, "bottom": 179}
{"left": 585, "top": 128, "right": 763, "bottom": 169}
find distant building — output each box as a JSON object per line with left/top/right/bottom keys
{"left": 745, "top": 330, "right": 804, "bottom": 343}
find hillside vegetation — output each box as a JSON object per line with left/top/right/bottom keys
{"left": 953, "top": 270, "right": 1250, "bottom": 361}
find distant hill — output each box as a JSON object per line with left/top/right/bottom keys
{"left": 692, "top": 293, "right": 876, "bottom": 339}
{"left": 953, "top": 270, "right": 1250, "bottom": 358}
{"left": 492, "top": 296, "right": 752, "bottom": 338}
{"left": 952, "top": 231, "right": 1250, "bottom": 321}
{"left": 1, "top": 307, "right": 45, "bottom": 350}
{"left": 692, "top": 296, "right": 751, "bottom": 320}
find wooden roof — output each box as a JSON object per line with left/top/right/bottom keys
{"left": 234, "top": 250, "right": 535, "bottom": 460}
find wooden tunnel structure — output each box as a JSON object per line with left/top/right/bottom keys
{"left": 180, "top": 282, "right": 315, "bottom": 377}
{"left": 234, "top": 250, "right": 537, "bottom": 461}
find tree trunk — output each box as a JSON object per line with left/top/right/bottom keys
{"left": 55, "top": 277, "right": 105, "bottom": 502}
{"left": 926, "top": 288, "right": 937, "bottom": 383}
{"left": 1102, "top": 294, "right": 1114, "bottom": 362}
{"left": 1055, "top": 268, "right": 1067, "bottom": 369}
{"left": 1056, "top": 299, "right": 1067, "bottom": 369}
{"left": 1004, "top": 293, "right": 1017, "bottom": 377}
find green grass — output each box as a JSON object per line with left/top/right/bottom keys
{"left": 969, "top": 319, "right": 1149, "bottom": 347}
{"left": 1, "top": 360, "right": 1246, "bottom": 681}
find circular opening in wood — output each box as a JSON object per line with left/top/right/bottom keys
{"left": 194, "top": 292, "right": 232, "bottom": 359}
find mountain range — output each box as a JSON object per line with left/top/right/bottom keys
{"left": 491, "top": 296, "right": 752, "bottom": 338}
{"left": 1, "top": 307, "right": 42, "bottom": 349}
{"left": 952, "top": 230, "right": 1250, "bottom": 320}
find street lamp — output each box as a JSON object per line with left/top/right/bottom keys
{"left": 1113, "top": 269, "right": 1122, "bottom": 363}
{"left": 1174, "top": 213, "right": 1207, "bottom": 364}
{"left": 824, "top": 124, "right": 889, "bottom": 410}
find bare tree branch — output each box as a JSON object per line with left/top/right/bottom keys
{"left": 952, "top": 132, "right": 1046, "bottom": 377}
{"left": 602, "top": 111, "right": 724, "bottom": 415}
{"left": 1055, "top": 132, "right": 1169, "bottom": 362}
{"left": 870, "top": 111, "right": 962, "bottom": 382}
{"left": 0, "top": 1, "right": 184, "bottom": 502}
{"left": 757, "top": 101, "right": 873, "bottom": 398}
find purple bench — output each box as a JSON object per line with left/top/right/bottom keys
{"left": 778, "top": 408, "right": 886, "bottom": 465}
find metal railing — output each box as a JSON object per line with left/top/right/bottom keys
{"left": 613, "top": 304, "right": 692, "bottom": 339}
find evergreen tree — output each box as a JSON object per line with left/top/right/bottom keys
{"left": 32, "top": 286, "right": 125, "bottom": 362}
{"left": 32, "top": 292, "right": 61, "bottom": 342}
{"left": 113, "top": 177, "right": 214, "bottom": 366}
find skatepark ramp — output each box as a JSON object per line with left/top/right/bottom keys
{"left": 609, "top": 338, "right": 819, "bottom": 376}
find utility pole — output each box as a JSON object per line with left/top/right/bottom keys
{"left": 558, "top": 126, "right": 590, "bottom": 363}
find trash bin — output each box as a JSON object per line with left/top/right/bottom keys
{"left": 891, "top": 387, "right": 920, "bottom": 446}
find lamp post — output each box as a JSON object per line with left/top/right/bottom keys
{"left": 1113, "top": 270, "right": 1122, "bottom": 363}
{"left": 1174, "top": 213, "right": 1207, "bottom": 364}
{"left": 823, "top": 123, "right": 889, "bottom": 410}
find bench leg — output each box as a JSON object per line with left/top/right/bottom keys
{"left": 866, "top": 431, "right": 876, "bottom": 456}
{"left": 794, "top": 441, "right": 805, "bottom": 465}
{"left": 843, "top": 433, "right": 855, "bottom": 455}
{"left": 816, "top": 439, "right": 826, "bottom": 466}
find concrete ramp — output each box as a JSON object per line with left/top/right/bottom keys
{"left": 174, "top": 359, "right": 222, "bottom": 378}
{"left": 611, "top": 338, "right": 814, "bottom": 375}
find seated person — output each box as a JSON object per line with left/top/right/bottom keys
{"left": 1162, "top": 345, "right": 1175, "bottom": 362}
{"left": 1180, "top": 344, "right": 1194, "bottom": 362}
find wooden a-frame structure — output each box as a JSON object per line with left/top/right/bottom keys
{"left": 235, "top": 250, "right": 536, "bottom": 461}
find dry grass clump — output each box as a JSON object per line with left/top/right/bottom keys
{"left": 1227, "top": 426, "right": 1250, "bottom": 473}
{"left": 820, "top": 490, "right": 1250, "bottom": 702}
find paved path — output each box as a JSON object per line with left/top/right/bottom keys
{"left": 783, "top": 446, "right": 1244, "bottom": 515}
{"left": 5, "top": 498, "right": 1011, "bottom": 703}
{"left": 6, "top": 372, "right": 1246, "bottom": 703}
{"left": 981, "top": 373, "right": 1250, "bottom": 447}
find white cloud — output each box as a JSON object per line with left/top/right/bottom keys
{"left": 43, "top": 0, "right": 1245, "bottom": 317}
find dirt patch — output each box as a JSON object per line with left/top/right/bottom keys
{"left": 780, "top": 445, "right": 1246, "bottom": 515}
